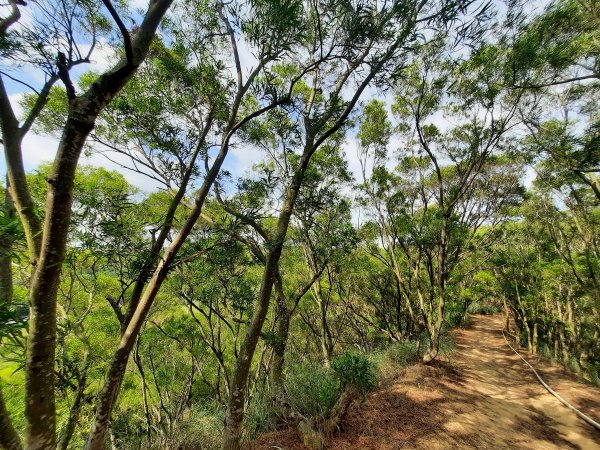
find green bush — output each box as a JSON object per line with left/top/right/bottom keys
{"left": 284, "top": 363, "right": 342, "bottom": 420}
{"left": 567, "top": 355, "right": 582, "bottom": 374}
{"left": 141, "top": 403, "right": 224, "bottom": 450}
{"left": 419, "top": 327, "right": 455, "bottom": 359}
{"left": 332, "top": 352, "right": 377, "bottom": 392}
{"left": 371, "top": 341, "right": 420, "bottom": 381}
{"left": 587, "top": 363, "right": 600, "bottom": 387}
{"left": 445, "top": 303, "right": 465, "bottom": 327}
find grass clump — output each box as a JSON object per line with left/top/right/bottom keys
{"left": 420, "top": 327, "right": 455, "bottom": 359}
{"left": 384, "top": 341, "right": 419, "bottom": 367}
{"left": 141, "top": 403, "right": 224, "bottom": 450}
{"left": 244, "top": 393, "right": 278, "bottom": 440}
{"left": 284, "top": 362, "right": 342, "bottom": 420}
{"left": 371, "top": 340, "right": 419, "bottom": 381}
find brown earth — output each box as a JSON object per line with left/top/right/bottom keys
{"left": 252, "top": 314, "right": 600, "bottom": 449}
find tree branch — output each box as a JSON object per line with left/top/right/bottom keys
{"left": 0, "top": 0, "right": 22, "bottom": 35}
{"left": 102, "top": 0, "right": 133, "bottom": 64}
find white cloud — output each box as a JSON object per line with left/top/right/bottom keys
{"left": 21, "top": 134, "right": 58, "bottom": 170}
{"left": 226, "top": 144, "right": 263, "bottom": 180}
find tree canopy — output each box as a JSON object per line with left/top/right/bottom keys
{"left": 1, "top": 1, "right": 599, "bottom": 449}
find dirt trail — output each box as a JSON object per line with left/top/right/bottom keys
{"left": 255, "top": 315, "right": 600, "bottom": 449}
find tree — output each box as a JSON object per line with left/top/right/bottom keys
{"left": 220, "top": 1, "right": 492, "bottom": 447}
{"left": 358, "top": 39, "right": 525, "bottom": 361}
{"left": 0, "top": 1, "right": 174, "bottom": 448}
{"left": 84, "top": 0, "right": 312, "bottom": 446}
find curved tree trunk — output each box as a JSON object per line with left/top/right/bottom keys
{"left": 222, "top": 146, "right": 313, "bottom": 450}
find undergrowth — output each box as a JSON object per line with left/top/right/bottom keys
{"left": 284, "top": 362, "right": 342, "bottom": 420}
{"left": 136, "top": 336, "right": 454, "bottom": 449}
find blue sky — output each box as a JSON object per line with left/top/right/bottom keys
{"left": 1, "top": 0, "right": 547, "bottom": 196}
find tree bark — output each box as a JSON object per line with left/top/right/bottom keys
{"left": 0, "top": 78, "right": 42, "bottom": 263}
{"left": 271, "top": 278, "right": 291, "bottom": 399}
{"left": 0, "top": 182, "right": 15, "bottom": 308}
{"left": 25, "top": 115, "right": 94, "bottom": 450}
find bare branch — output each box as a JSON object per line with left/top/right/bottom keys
{"left": 102, "top": 0, "right": 133, "bottom": 64}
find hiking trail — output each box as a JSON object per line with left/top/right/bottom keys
{"left": 256, "top": 314, "right": 600, "bottom": 449}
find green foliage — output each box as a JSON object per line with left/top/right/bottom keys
{"left": 358, "top": 99, "right": 392, "bottom": 159}
{"left": 284, "top": 363, "right": 342, "bottom": 419}
{"left": 244, "top": 394, "right": 278, "bottom": 440}
{"left": 420, "top": 328, "right": 455, "bottom": 359}
{"left": 5, "top": 0, "right": 600, "bottom": 447}
{"left": 242, "top": 0, "right": 305, "bottom": 57}
{"left": 144, "top": 404, "right": 225, "bottom": 450}
{"left": 467, "top": 302, "right": 502, "bottom": 315}
{"left": 382, "top": 341, "right": 420, "bottom": 368}
{"left": 332, "top": 352, "right": 377, "bottom": 392}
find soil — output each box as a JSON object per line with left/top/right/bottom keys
{"left": 252, "top": 314, "right": 600, "bottom": 449}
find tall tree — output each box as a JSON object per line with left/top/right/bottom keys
{"left": 220, "top": 0, "right": 490, "bottom": 447}
{"left": 0, "top": 1, "right": 174, "bottom": 448}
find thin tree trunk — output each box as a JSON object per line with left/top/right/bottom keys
{"left": 133, "top": 339, "right": 153, "bottom": 439}
{"left": 58, "top": 374, "right": 88, "bottom": 450}
{"left": 85, "top": 138, "right": 229, "bottom": 450}
{"left": 271, "top": 278, "right": 291, "bottom": 399}
{"left": 221, "top": 147, "right": 312, "bottom": 450}
{"left": 0, "top": 79, "right": 42, "bottom": 263}
{"left": 0, "top": 181, "right": 15, "bottom": 307}
{"left": 314, "top": 281, "right": 333, "bottom": 367}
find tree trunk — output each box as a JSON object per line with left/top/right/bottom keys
{"left": 313, "top": 281, "right": 333, "bottom": 367}
{"left": 532, "top": 321, "right": 538, "bottom": 354}
{"left": 271, "top": 278, "right": 291, "bottom": 399}
{"left": 221, "top": 148, "right": 312, "bottom": 450}
{"left": 58, "top": 374, "right": 88, "bottom": 450}
{"left": 423, "top": 296, "right": 444, "bottom": 364}
{"left": 0, "top": 182, "right": 15, "bottom": 307}
{"left": 0, "top": 79, "right": 42, "bottom": 263}
{"left": 0, "top": 2, "right": 174, "bottom": 447}
{"left": 25, "top": 115, "right": 94, "bottom": 450}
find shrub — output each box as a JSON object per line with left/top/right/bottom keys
{"left": 372, "top": 340, "right": 419, "bottom": 381}
{"left": 567, "top": 355, "right": 582, "bottom": 374}
{"left": 141, "top": 403, "right": 224, "bottom": 450}
{"left": 284, "top": 363, "right": 342, "bottom": 420}
{"left": 332, "top": 352, "right": 377, "bottom": 392}
{"left": 467, "top": 301, "right": 502, "bottom": 315}
{"left": 587, "top": 363, "right": 600, "bottom": 387}
{"left": 384, "top": 341, "right": 419, "bottom": 367}
{"left": 419, "top": 327, "right": 455, "bottom": 359}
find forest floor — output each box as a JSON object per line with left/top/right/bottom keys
{"left": 254, "top": 314, "right": 600, "bottom": 449}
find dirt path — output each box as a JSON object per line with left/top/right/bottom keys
{"left": 255, "top": 315, "right": 600, "bottom": 449}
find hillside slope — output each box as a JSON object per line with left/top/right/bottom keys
{"left": 255, "top": 315, "right": 600, "bottom": 449}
